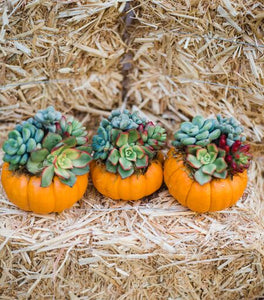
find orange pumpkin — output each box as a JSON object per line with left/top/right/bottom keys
{"left": 164, "top": 148, "right": 248, "bottom": 212}
{"left": 1, "top": 162, "right": 88, "bottom": 214}
{"left": 90, "top": 156, "right": 163, "bottom": 201}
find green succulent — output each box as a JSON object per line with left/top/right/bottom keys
{"left": 105, "top": 130, "right": 150, "bottom": 178}
{"left": 56, "top": 115, "right": 88, "bottom": 145}
{"left": 138, "top": 122, "right": 167, "bottom": 150}
{"left": 3, "top": 122, "right": 44, "bottom": 170}
{"left": 214, "top": 114, "right": 246, "bottom": 146}
{"left": 27, "top": 134, "right": 92, "bottom": 187}
{"left": 30, "top": 106, "right": 62, "bottom": 132}
{"left": 186, "top": 144, "right": 228, "bottom": 185}
{"left": 172, "top": 116, "right": 221, "bottom": 147}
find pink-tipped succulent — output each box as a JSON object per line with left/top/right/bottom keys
{"left": 27, "top": 133, "right": 92, "bottom": 187}
{"left": 56, "top": 115, "right": 88, "bottom": 145}
{"left": 186, "top": 144, "right": 228, "bottom": 185}
{"left": 106, "top": 129, "right": 150, "bottom": 178}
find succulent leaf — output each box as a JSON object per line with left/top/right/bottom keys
{"left": 182, "top": 137, "right": 196, "bottom": 145}
{"left": 135, "top": 156, "right": 148, "bottom": 169}
{"left": 71, "top": 165, "right": 90, "bottom": 176}
{"left": 202, "top": 164, "right": 216, "bottom": 175}
{"left": 194, "top": 169, "right": 212, "bottom": 185}
{"left": 106, "top": 160, "right": 118, "bottom": 173}
{"left": 30, "top": 148, "right": 49, "bottom": 162}
{"left": 192, "top": 116, "right": 204, "bottom": 128}
{"left": 41, "top": 166, "right": 55, "bottom": 187}
{"left": 43, "top": 133, "right": 62, "bottom": 151}
{"left": 186, "top": 154, "right": 202, "bottom": 169}
{"left": 128, "top": 129, "right": 140, "bottom": 144}
{"left": 59, "top": 171, "right": 77, "bottom": 187}
{"left": 213, "top": 170, "right": 228, "bottom": 179}
{"left": 117, "top": 165, "right": 134, "bottom": 179}
{"left": 119, "top": 157, "right": 133, "bottom": 171}
{"left": 116, "top": 132, "right": 129, "bottom": 147}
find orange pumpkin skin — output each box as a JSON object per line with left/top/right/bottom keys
{"left": 1, "top": 162, "right": 88, "bottom": 214}
{"left": 164, "top": 148, "right": 248, "bottom": 212}
{"left": 90, "top": 158, "right": 163, "bottom": 201}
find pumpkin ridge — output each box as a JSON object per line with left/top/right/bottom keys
{"left": 185, "top": 181, "right": 194, "bottom": 208}
{"left": 51, "top": 177, "right": 56, "bottom": 212}
{"left": 166, "top": 163, "right": 182, "bottom": 184}
{"left": 26, "top": 174, "right": 31, "bottom": 212}
{"left": 225, "top": 179, "right": 233, "bottom": 209}
{"left": 209, "top": 180, "right": 213, "bottom": 211}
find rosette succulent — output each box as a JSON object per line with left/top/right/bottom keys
{"left": 138, "top": 122, "right": 167, "bottom": 150}
{"left": 3, "top": 122, "right": 44, "bottom": 170}
{"left": 56, "top": 115, "right": 88, "bottom": 145}
{"left": 108, "top": 109, "right": 146, "bottom": 130}
{"left": 186, "top": 144, "right": 228, "bottom": 185}
{"left": 214, "top": 114, "right": 246, "bottom": 146}
{"left": 92, "top": 109, "right": 167, "bottom": 179}
{"left": 105, "top": 130, "right": 150, "bottom": 178}
{"left": 27, "top": 134, "right": 92, "bottom": 187}
{"left": 31, "top": 106, "right": 62, "bottom": 132}
{"left": 172, "top": 115, "right": 221, "bottom": 147}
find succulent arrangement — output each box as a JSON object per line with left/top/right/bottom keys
{"left": 3, "top": 106, "right": 92, "bottom": 187}
{"left": 172, "top": 114, "right": 252, "bottom": 185}
{"left": 92, "top": 109, "right": 167, "bottom": 178}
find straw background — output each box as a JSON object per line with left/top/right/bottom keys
{"left": 0, "top": 0, "right": 264, "bottom": 299}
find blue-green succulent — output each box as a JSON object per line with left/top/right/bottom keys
{"left": 3, "top": 122, "right": 44, "bottom": 170}
{"left": 108, "top": 109, "right": 146, "bottom": 130}
{"left": 30, "top": 106, "right": 62, "bottom": 132}
{"left": 172, "top": 116, "right": 221, "bottom": 147}
{"left": 213, "top": 114, "right": 246, "bottom": 146}
{"left": 172, "top": 114, "right": 246, "bottom": 148}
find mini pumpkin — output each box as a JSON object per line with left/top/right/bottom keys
{"left": 1, "top": 106, "right": 92, "bottom": 214}
{"left": 91, "top": 109, "right": 167, "bottom": 200}
{"left": 1, "top": 162, "right": 88, "bottom": 214}
{"left": 165, "top": 115, "right": 251, "bottom": 212}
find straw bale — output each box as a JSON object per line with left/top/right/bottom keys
{"left": 126, "top": 0, "right": 264, "bottom": 144}
{"left": 0, "top": 0, "right": 264, "bottom": 299}
{"left": 0, "top": 0, "right": 128, "bottom": 136}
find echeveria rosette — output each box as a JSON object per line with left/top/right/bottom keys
{"left": 27, "top": 134, "right": 92, "bottom": 187}
{"left": 186, "top": 144, "right": 228, "bottom": 185}
{"left": 172, "top": 115, "right": 221, "bottom": 147}
{"left": 138, "top": 122, "right": 167, "bottom": 151}
{"left": 214, "top": 114, "right": 246, "bottom": 146}
{"left": 108, "top": 109, "right": 146, "bottom": 130}
{"left": 105, "top": 130, "right": 149, "bottom": 178}
{"left": 31, "top": 106, "right": 62, "bottom": 133}
{"left": 56, "top": 115, "right": 88, "bottom": 145}
{"left": 3, "top": 122, "right": 44, "bottom": 170}
{"left": 92, "top": 126, "right": 112, "bottom": 160}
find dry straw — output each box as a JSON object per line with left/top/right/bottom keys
{"left": 0, "top": 0, "right": 264, "bottom": 299}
